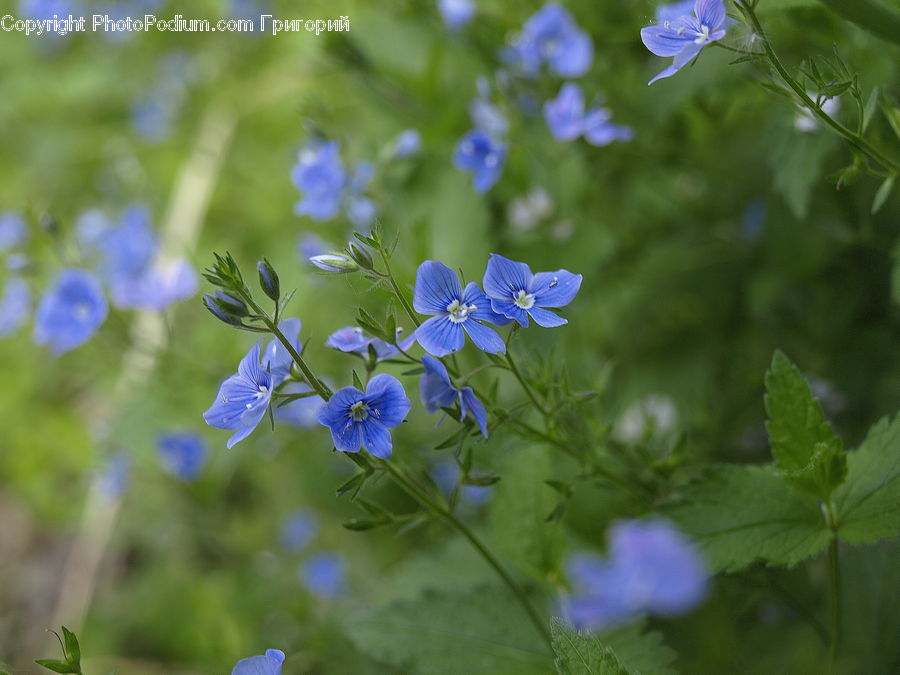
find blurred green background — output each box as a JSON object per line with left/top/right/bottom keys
{"left": 0, "top": 0, "right": 898, "bottom": 672}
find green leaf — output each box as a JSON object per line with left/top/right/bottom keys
{"left": 34, "top": 660, "right": 78, "bottom": 674}
{"left": 832, "top": 413, "right": 900, "bottom": 544}
{"left": 663, "top": 465, "right": 831, "bottom": 572}
{"left": 872, "top": 174, "right": 895, "bottom": 214}
{"left": 764, "top": 351, "right": 846, "bottom": 498}
{"left": 349, "top": 584, "right": 552, "bottom": 674}
{"left": 351, "top": 369, "right": 364, "bottom": 391}
{"left": 550, "top": 618, "right": 676, "bottom": 675}
{"left": 813, "top": 0, "right": 900, "bottom": 47}
{"left": 863, "top": 86, "right": 880, "bottom": 133}
{"left": 61, "top": 626, "right": 80, "bottom": 664}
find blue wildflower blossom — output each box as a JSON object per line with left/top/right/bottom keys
{"left": 157, "top": 432, "right": 209, "bottom": 481}
{"left": 231, "top": 648, "right": 285, "bottom": 675}
{"left": 413, "top": 260, "right": 509, "bottom": 357}
{"left": 203, "top": 343, "right": 274, "bottom": 449}
{"left": 325, "top": 326, "right": 416, "bottom": 361}
{"left": 0, "top": 277, "right": 30, "bottom": 337}
{"left": 438, "top": 0, "right": 475, "bottom": 32}
{"left": 275, "top": 383, "right": 325, "bottom": 428}
{"left": 391, "top": 129, "right": 422, "bottom": 158}
{"left": 453, "top": 129, "right": 507, "bottom": 194}
{"left": 641, "top": 0, "right": 729, "bottom": 85}
{"left": 420, "top": 355, "right": 488, "bottom": 437}
{"left": 0, "top": 212, "right": 27, "bottom": 252}
{"left": 110, "top": 258, "right": 198, "bottom": 310}
{"left": 33, "top": 269, "right": 108, "bottom": 355}
{"left": 509, "top": 3, "right": 593, "bottom": 78}
{"left": 291, "top": 141, "right": 347, "bottom": 220}
{"left": 565, "top": 519, "right": 709, "bottom": 631}
{"left": 482, "top": 253, "right": 582, "bottom": 328}
{"left": 543, "top": 83, "right": 633, "bottom": 145}
{"left": 301, "top": 552, "right": 346, "bottom": 598}
{"left": 316, "top": 374, "right": 411, "bottom": 459}
{"left": 281, "top": 510, "right": 318, "bottom": 552}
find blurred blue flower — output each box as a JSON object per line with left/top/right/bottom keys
{"left": 33, "top": 269, "right": 107, "bottom": 355}
{"left": 316, "top": 374, "right": 411, "bottom": 459}
{"left": 413, "top": 260, "right": 509, "bottom": 357}
{"left": 437, "top": 0, "right": 475, "bottom": 32}
{"left": 275, "top": 382, "right": 325, "bottom": 428}
{"left": 508, "top": 3, "right": 593, "bottom": 78}
{"left": 131, "top": 51, "right": 193, "bottom": 140}
{"left": 641, "top": 0, "right": 729, "bottom": 85}
{"left": 656, "top": 0, "right": 695, "bottom": 23}
{"left": 203, "top": 343, "right": 274, "bottom": 449}
{"left": 0, "top": 277, "right": 30, "bottom": 337}
{"left": 482, "top": 253, "right": 582, "bottom": 328}
{"left": 262, "top": 317, "right": 302, "bottom": 384}
{"left": 6, "top": 253, "right": 28, "bottom": 272}
{"left": 325, "top": 326, "right": 416, "bottom": 362}
{"left": 453, "top": 129, "right": 507, "bottom": 193}
{"left": 0, "top": 212, "right": 28, "bottom": 252}
{"left": 280, "top": 510, "right": 318, "bottom": 552}
{"left": 420, "top": 355, "right": 488, "bottom": 437}
{"left": 301, "top": 552, "right": 346, "bottom": 598}
{"left": 345, "top": 161, "right": 378, "bottom": 229}
{"left": 97, "top": 204, "right": 158, "bottom": 281}
{"left": 468, "top": 99, "right": 509, "bottom": 139}
{"left": 231, "top": 648, "right": 285, "bottom": 675}
{"left": 432, "top": 459, "right": 493, "bottom": 506}
{"left": 291, "top": 141, "right": 347, "bottom": 221}
{"left": 157, "top": 432, "right": 209, "bottom": 481}
{"left": 297, "top": 232, "right": 329, "bottom": 259}
{"left": 391, "top": 129, "right": 422, "bottom": 158}
{"left": 565, "top": 519, "right": 709, "bottom": 631}
{"left": 109, "top": 258, "right": 198, "bottom": 311}
{"left": 543, "top": 83, "right": 633, "bottom": 145}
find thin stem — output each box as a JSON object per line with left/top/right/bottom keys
{"left": 505, "top": 349, "right": 548, "bottom": 416}
{"left": 460, "top": 362, "right": 508, "bottom": 384}
{"left": 381, "top": 460, "right": 552, "bottom": 648}
{"left": 739, "top": 0, "right": 900, "bottom": 173}
{"left": 380, "top": 249, "right": 420, "bottom": 328}
{"left": 711, "top": 41, "right": 764, "bottom": 56}
{"left": 828, "top": 536, "right": 841, "bottom": 667}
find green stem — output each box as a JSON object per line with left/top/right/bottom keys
{"left": 381, "top": 460, "right": 552, "bottom": 648}
{"left": 828, "top": 536, "right": 841, "bottom": 667}
{"left": 738, "top": 0, "right": 900, "bottom": 173}
{"left": 380, "top": 249, "right": 420, "bottom": 328}
{"left": 504, "top": 331, "right": 549, "bottom": 416}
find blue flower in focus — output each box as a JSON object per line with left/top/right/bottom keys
{"left": 0, "top": 212, "right": 28, "bottom": 252}
{"left": 641, "top": 0, "right": 729, "bottom": 85}
{"left": 262, "top": 317, "right": 302, "bottom": 384}
{"left": 508, "top": 3, "right": 593, "bottom": 78}
{"left": 157, "top": 432, "right": 209, "bottom": 481}
{"left": 231, "top": 648, "right": 285, "bottom": 675}
{"left": 33, "top": 269, "right": 108, "bottom": 355}
{"left": 453, "top": 129, "right": 507, "bottom": 193}
{"left": 432, "top": 459, "right": 493, "bottom": 506}
{"left": 437, "top": 0, "right": 475, "bottom": 32}
{"left": 420, "top": 355, "right": 488, "bottom": 437}
{"left": 482, "top": 253, "right": 582, "bottom": 328}
{"left": 316, "top": 374, "right": 411, "bottom": 459}
{"left": 325, "top": 326, "right": 416, "bottom": 362}
{"left": 413, "top": 260, "right": 509, "bottom": 357}
{"left": 301, "top": 552, "right": 346, "bottom": 598}
{"left": 0, "top": 277, "right": 30, "bottom": 337}
{"left": 543, "top": 83, "right": 633, "bottom": 146}
{"left": 275, "top": 382, "right": 325, "bottom": 428}
{"left": 291, "top": 141, "right": 347, "bottom": 220}
{"left": 203, "top": 343, "right": 274, "bottom": 448}
{"left": 565, "top": 518, "right": 709, "bottom": 631}
{"left": 391, "top": 129, "right": 422, "bottom": 159}
{"left": 280, "top": 510, "right": 318, "bottom": 552}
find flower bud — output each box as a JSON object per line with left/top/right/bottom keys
{"left": 257, "top": 259, "right": 280, "bottom": 302}
{"left": 310, "top": 253, "right": 358, "bottom": 274}
{"left": 348, "top": 242, "right": 374, "bottom": 270}
{"left": 203, "top": 293, "right": 243, "bottom": 326}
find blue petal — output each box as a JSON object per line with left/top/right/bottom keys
{"left": 238, "top": 343, "right": 265, "bottom": 385}
{"left": 226, "top": 423, "right": 258, "bottom": 449}
{"left": 203, "top": 375, "right": 254, "bottom": 430}
{"left": 316, "top": 386, "right": 365, "bottom": 429}
{"left": 325, "top": 326, "right": 369, "bottom": 352}
{"left": 527, "top": 306, "right": 568, "bottom": 327}
{"left": 415, "top": 315, "right": 465, "bottom": 356}
{"left": 413, "top": 260, "right": 462, "bottom": 315}
{"left": 490, "top": 298, "right": 529, "bottom": 327}
{"left": 330, "top": 418, "right": 362, "bottom": 453}
{"left": 462, "top": 282, "right": 512, "bottom": 325}
{"left": 462, "top": 319, "right": 506, "bottom": 354}
{"left": 640, "top": 25, "right": 694, "bottom": 57}
{"left": 264, "top": 318, "right": 302, "bottom": 382}
{"left": 231, "top": 649, "right": 285, "bottom": 675}
{"left": 483, "top": 253, "right": 533, "bottom": 301}
{"left": 420, "top": 355, "right": 458, "bottom": 412}
{"left": 544, "top": 82, "right": 585, "bottom": 141}
{"left": 361, "top": 421, "right": 393, "bottom": 459}
{"left": 549, "top": 28, "right": 593, "bottom": 78}
{"left": 694, "top": 0, "right": 726, "bottom": 29}
{"left": 656, "top": 0, "right": 695, "bottom": 23}
{"left": 365, "top": 373, "right": 411, "bottom": 428}
{"left": 531, "top": 269, "right": 582, "bottom": 307}
{"left": 460, "top": 387, "right": 488, "bottom": 437}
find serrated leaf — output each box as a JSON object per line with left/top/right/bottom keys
{"left": 349, "top": 584, "right": 552, "bottom": 674}
{"left": 832, "top": 412, "right": 900, "bottom": 544}
{"left": 764, "top": 351, "right": 846, "bottom": 498}
{"left": 550, "top": 618, "right": 676, "bottom": 675}
{"left": 663, "top": 464, "right": 831, "bottom": 572}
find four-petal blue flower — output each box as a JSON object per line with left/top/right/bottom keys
{"left": 509, "top": 3, "right": 593, "bottom": 78}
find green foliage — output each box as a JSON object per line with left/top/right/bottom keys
{"left": 35, "top": 627, "right": 81, "bottom": 674}
{"left": 813, "top": 0, "right": 900, "bottom": 46}
{"left": 550, "top": 618, "right": 676, "bottom": 675}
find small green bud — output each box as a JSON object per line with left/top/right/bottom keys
{"left": 310, "top": 253, "right": 359, "bottom": 274}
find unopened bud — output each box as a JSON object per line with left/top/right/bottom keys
{"left": 257, "top": 258, "right": 280, "bottom": 302}
{"left": 310, "top": 253, "right": 358, "bottom": 274}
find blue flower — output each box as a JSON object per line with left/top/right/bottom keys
{"left": 96, "top": 204, "right": 158, "bottom": 282}
{"left": 0, "top": 212, "right": 28, "bottom": 252}
{"left": 109, "top": 258, "right": 198, "bottom": 310}
{"left": 641, "top": 0, "right": 729, "bottom": 85}
{"left": 420, "top": 355, "right": 488, "bottom": 437}
{"left": 280, "top": 510, "right": 318, "bottom": 552}
{"left": 275, "top": 382, "right": 325, "bottom": 428}
{"left": 316, "top": 374, "right": 410, "bottom": 459}
{"left": 453, "top": 130, "right": 507, "bottom": 193}
{"left": 157, "top": 432, "right": 208, "bottom": 481}
{"left": 438, "top": 0, "right": 475, "bottom": 32}
{"left": 203, "top": 343, "right": 274, "bottom": 449}
{"left": 508, "top": 3, "right": 593, "bottom": 78}
{"left": 543, "top": 83, "right": 633, "bottom": 145}
{"left": 262, "top": 317, "right": 302, "bottom": 385}
{"left": 656, "top": 0, "right": 695, "bottom": 23}
{"left": 231, "top": 648, "right": 285, "bottom": 675}
{"left": 33, "top": 269, "right": 108, "bottom": 355}
{"left": 325, "top": 326, "right": 416, "bottom": 362}
{"left": 413, "top": 260, "right": 509, "bottom": 357}
{"left": 391, "top": 129, "right": 422, "bottom": 158}
{"left": 482, "top": 253, "right": 582, "bottom": 328}
{"left": 565, "top": 519, "right": 709, "bottom": 631}
{"left": 291, "top": 141, "right": 347, "bottom": 220}
{"left": 0, "top": 277, "right": 30, "bottom": 337}
{"left": 301, "top": 552, "right": 346, "bottom": 598}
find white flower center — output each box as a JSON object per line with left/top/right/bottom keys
{"left": 73, "top": 302, "right": 91, "bottom": 320}
{"left": 513, "top": 289, "right": 535, "bottom": 309}
{"left": 694, "top": 25, "right": 710, "bottom": 43}
{"left": 350, "top": 400, "right": 370, "bottom": 421}
{"left": 447, "top": 299, "right": 477, "bottom": 324}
